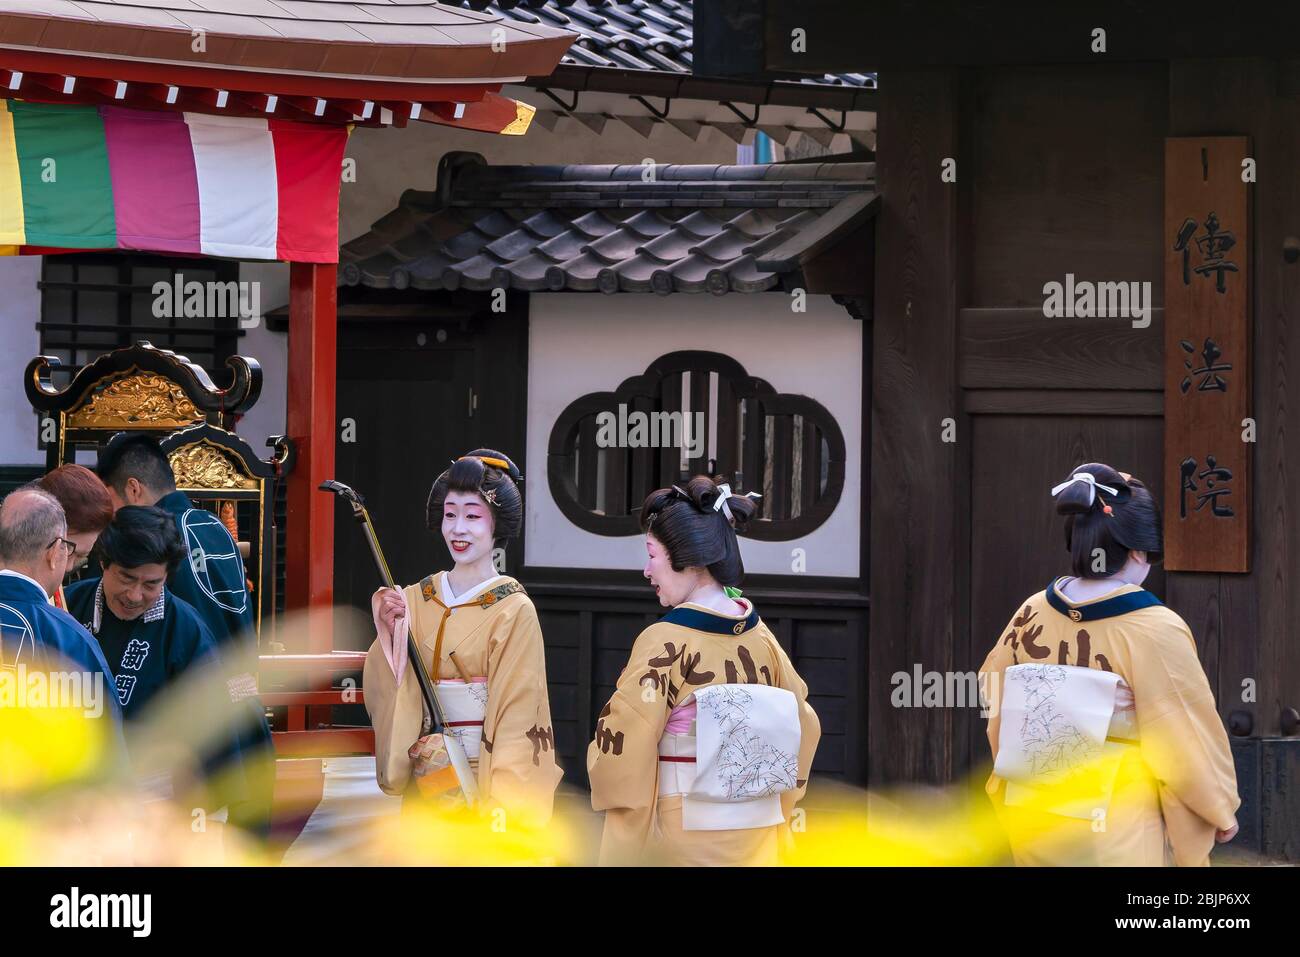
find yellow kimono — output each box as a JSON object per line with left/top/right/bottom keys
{"left": 979, "top": 578, "right": 1240, "bottom": 866}
{"left": 588, "top": 600, "right": 821, "bottom": 866}
{"left": 363, "top": 573, "right": 562, "bottom": 828}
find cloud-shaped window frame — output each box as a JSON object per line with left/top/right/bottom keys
{"left": 546, "top": 350, "right": 846, "bottom": 541}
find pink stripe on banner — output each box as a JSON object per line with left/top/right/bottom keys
{"left": 101, "top": 106, "right": 201, "bottom": 255}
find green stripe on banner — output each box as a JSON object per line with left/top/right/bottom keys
{"left": 9, "top": 101, "right": 115, "bottom": 249}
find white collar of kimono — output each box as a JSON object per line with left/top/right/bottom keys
{"left": 439, "top": 571, "right": 506, "bottom": 605}
{"left": 1050, "top": 472, "right": 1118, "bottom": 506}
{"left": 1052, "top": 576, "right": 1140, "bottom": 607}
{"left": 679, "top": 597, "right": 752, "bottom": 620}
{"left": 92, "top": 578, "right": 165, "bottom": 633}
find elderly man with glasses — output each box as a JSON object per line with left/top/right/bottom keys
{"left": 0, "top": 486, "right": 126, "bottom": 769}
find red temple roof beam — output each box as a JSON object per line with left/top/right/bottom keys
{"left": 0, "top": 68, "right": 538, "bottom": 130}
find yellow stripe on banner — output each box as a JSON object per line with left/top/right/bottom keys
{"left": 0, "top": 100, "right": 26, "bottom": 245}
{"left": 0, "top": 246, "right": 19, "bottom": 255}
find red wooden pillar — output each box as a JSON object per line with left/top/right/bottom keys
{"left": 285, "top": 261, "right": 337, "bottom": 657}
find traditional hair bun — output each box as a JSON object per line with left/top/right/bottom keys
{"left": 426, "top": 448, "right": 523, "bottom": 541}
{"left": 1053, "top": 462, "right": 1162, "bottom": 578}
{"left": 1053, "top": 463, "right": 1130, "bottom": 517}
{"left": 638, "top": 474, "right": 757, "bottom": 586}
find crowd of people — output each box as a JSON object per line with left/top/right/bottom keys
{"left": 0, "top": 436, "right": 272, "bottom": 846}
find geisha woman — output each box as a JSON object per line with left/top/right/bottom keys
{"left": 363, "top": 450, "right": 562, "bottom": 827}
{"left": 979, "top": 462, "right": 1240, "bottom": 866}
{"left": 588, "top": 476, "right": 821, "bottom": 866}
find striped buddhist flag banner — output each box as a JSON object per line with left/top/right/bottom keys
{"left": 0, "top": 100, "right": 349, "bottom": 262}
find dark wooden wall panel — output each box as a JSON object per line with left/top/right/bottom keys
{"left": 969, "top": 63, "right": 1168, "bottom": 308}
{"left": 959, "top": 308, "right": 1164, "bottom": 391}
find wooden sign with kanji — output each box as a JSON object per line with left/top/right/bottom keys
{"left": 1164, "top": 136, "right": 1251, "bottom": 572}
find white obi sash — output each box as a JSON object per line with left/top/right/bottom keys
{"left": 657, "top": 684, "right": 801, "bottom": 831}
{"left": 435, "top": 679, "right": 488, "bottom": 762}
{"left": 993, "top": 663, "right": 1134, "bottom": 820}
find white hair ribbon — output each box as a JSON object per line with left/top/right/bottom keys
{"left": 1050, "top": 472, "right": 1119, "bottom": 506}
{"left": 712, "top": 484, "right": 762, "bottom": 523}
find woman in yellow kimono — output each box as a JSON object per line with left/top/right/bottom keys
{"left": 980, "top": 462, "right": 1240, "bottom": 866}
{"left": 588, "top": 476, "right": 821, "bottom": 866}
{"left": 363, "top": 450, "right": 561, "bottom": 828}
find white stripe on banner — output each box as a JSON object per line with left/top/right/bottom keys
{"left": 185, "top": 113, "right": 278, "bottom": 260}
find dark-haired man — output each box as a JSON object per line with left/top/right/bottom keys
{"left": 66, "top": 507, "right": 251, "bottom": 812}
{"left": 66, "top": 507, "right": 223, "bottom": 721}
{"left": 97, "top": 434, "right": 274, "bottom": 833}
{"left": 97, "top": 434, "right": 255, "bottom": 647}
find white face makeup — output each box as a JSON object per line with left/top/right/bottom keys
{"left": 441, "top": 489, "right": 496, "bottom": 567}
{"left": 643, "top": 531, "right": 698, "bottom": 608}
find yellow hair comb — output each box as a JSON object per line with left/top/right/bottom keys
{"left": 458, "top": 454, "right": 511, "bottom": 471}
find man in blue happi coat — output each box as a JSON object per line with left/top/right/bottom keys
{"left": 66, "top": 507, "right": 254, "bottom": 812}
{"left": 98, "top": 435, "right": 274, "bottom": 835}
{"left": 0, "top": 486, "right": 126, "bottom": 775}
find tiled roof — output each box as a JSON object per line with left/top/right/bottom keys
{"left": 340, "top": 152, "right": 877, "bottom": 295}
{"left": 442, "top": 0, "right": 876, "bottom": 88}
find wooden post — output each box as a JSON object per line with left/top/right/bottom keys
{"left": 869, "top": 68, "right": 963, "bottom": 786}
{"left": 285, "top": 261, "right": 337, "bottom": 658}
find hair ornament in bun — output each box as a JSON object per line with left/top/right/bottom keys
{"left": 710, "top": 483, "right": 762, "bottom": 523}
{"left": 1050, "top": 471, "right": 1118, "bottom": 506}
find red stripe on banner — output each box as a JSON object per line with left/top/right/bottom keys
{"left": 445, "top": 721, "right": 484, "bottom": 727}
{"left": 268, "top": 118, "right": 348, "bottom": 263}
{"left": 658, "top": 755, "right": 696, "bottom": 763}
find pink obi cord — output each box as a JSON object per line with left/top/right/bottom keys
{"left": 665, "top": 697, "right": 696, "bottom": 735}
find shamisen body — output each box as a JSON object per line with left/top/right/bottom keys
{"left": 588, "top": 477, "right": 820, "bottom": 866}
{"left": 363, "top": 450, "right": 561, "bottom": 827}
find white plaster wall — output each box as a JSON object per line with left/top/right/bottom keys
{"left": 524, "top": 293, "right": 862, "bottom": 578}
{"left": 0, "top": 257, "right": 45, "bottom": 466}
{"left": 236, "top": 261, "right": 289, "bottom": 452}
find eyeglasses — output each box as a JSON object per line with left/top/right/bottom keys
{"left": 46, "top": 537, "right": 76, "bottom": 557}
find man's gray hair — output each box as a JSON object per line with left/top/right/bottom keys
{"left": 0, "top": 486, "right": 67, "bottom": 565}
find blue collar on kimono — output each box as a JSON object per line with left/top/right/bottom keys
{"left": 1045, "top": 577, "right": 1163, "bottom": 622}
{"left": 662, "top": 600, "right": 761, "bottom": 636}
{"left": 90, "top": 579, "right": 165, "bottom": 634}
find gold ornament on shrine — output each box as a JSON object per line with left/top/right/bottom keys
{"left": 68, "top": 373, "right": 203, "bottom": 429}
{"left": 169, "top": 443, "right": 257, "bottom": 490}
